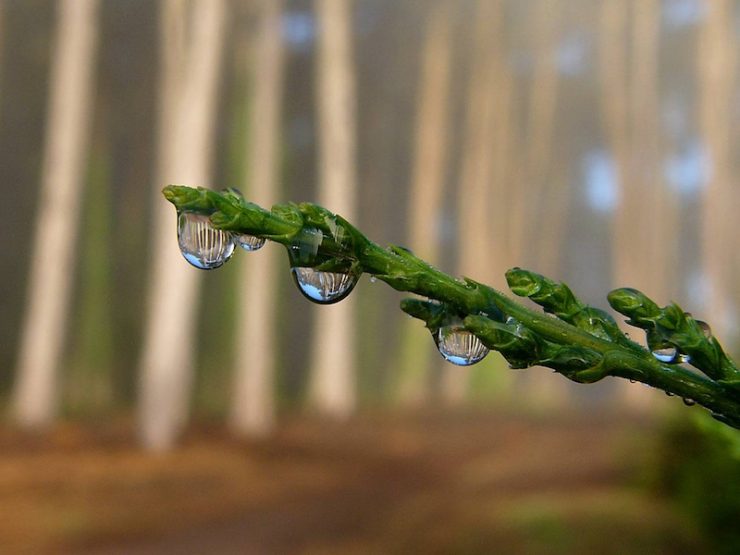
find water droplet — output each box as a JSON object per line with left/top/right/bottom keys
{"left": 291, "top": 267, "right": 358, "bottom": 304}
{"left": 682, "top": 398, "right": 696, "bottom": 406}
{"left": 652, "top": 346, "right": 679, "bottom": 363}
{"left": 697, "top": 320, "right": 712, "bottom": 339}
{"left": 370, "top": 276, "right": 377, "bottom": 283}
{"left": 665, "top": 391, "right": 674, "bottom": 397}
{"left": 177, "top": 212, "right": 235, "bottom": 270}
{"left": 236, "top": 233, "right": 266, "bottom": 252}
{"left": 435, "top": 325, "right": 489, "bottom": 366}
{"left": 678, "top": 353, "right": 691, "bottom": 364}
{"left": 629, "top": 379, "right": 636, "bottom": 384}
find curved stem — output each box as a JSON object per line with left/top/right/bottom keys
{"left": 163, "top": 185, "right": 740, "bottom": 428}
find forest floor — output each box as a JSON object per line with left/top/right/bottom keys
{"left": 0, "top": 410, "right": 703, "bottom": 554}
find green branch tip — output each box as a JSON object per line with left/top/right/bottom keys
{"left": 165, "top": 185, "right": 740, "bottom": 429}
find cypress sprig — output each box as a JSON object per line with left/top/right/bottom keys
{"left": 164, "top": 185, "right": 740, "bottom": 428}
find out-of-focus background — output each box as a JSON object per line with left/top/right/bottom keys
{"left": 0, "top": 0, "right": 739, "bottom": 553}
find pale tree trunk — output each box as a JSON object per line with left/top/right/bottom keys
{"left": 139, "top": 0, "right": 226, "bottom": 450}
{"left": 0, "top": 3, "right": 4, "bottom": 111}
{"left": 308, "top": 0, "right": 358, "bottom": 417}
{"left": 509, "top": 0, "right": 559, "bottom": 270}
{"left": 518, "top": 0, "right": 570, "bottom": 408}
{"left": 599, "top": 0, "right": 663, "bottom": 408}
{"left": 395, "top": 2, "right": 453, "bottom": 406}
{"left": 230, "top": 0, "right": 285, "bottom": 437}
{"left": 488, "top": 61, "right": 517, "bottom": 284}
{"left": 530, "top": 0, "right": 565, "bottom": 277}
{"left": 699, "top": 0, "right": 738, "bottom": 340}
{"left": 443, "top": 0, "right": 502, "bottom": 405}
{"left": 599, "top": 0, "right": 633, "bottom": 287}
{"left": 12, "top": 0, "right": 99, "bottom": 429}
{"left": 631, "top": 0, "right": 675, "bottom": 302}
{"left": 624, "top": 0, "right": 668, "bottom": 409}
{"left": 601, "top": 0, "right": 668, "bottom": 295}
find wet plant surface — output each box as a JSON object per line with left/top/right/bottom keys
{"left": 0, "top": 411, "right": 705, "bottom": 554}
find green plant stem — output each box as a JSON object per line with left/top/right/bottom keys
{"left": 163, "top": 185, "right": 740, "bottom": 427}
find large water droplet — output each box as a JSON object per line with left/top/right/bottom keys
{"left": 291, "top": 267, "right": 358, "bottom": 304}
{"left": 652, "top": 346, "right": 679, "bottom": 363}
{"left": 177, "top": 212, "right": 235, "bottom": 269}
{"left": 236, "top": 234, "right": 265, "bottom": 252}
{"left": 682, "top": 397, "right": 696, "bottom": 406}
{"left": 435, "top": 325, "right": 489, "bottom": 366}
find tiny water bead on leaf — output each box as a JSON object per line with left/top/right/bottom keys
{"left": 291, "top": 267, "right": 359, "bottom": 304}
{"left": 177, "top": 211, "right": 235, "bottom": 270}
{"left": 236, "top": 234, "right": 266, "bottom": 252}
{"left": 435, "top": 324, "right": 490, "bottom": 366}
{"left": 652, "top": 346, "right": 680, "bottom": 363}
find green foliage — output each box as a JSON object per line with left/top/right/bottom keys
{"left": 164, "top": 186, "right": 740, "bottom": 428}
{"left": 650, "top": 414, "right": 740, "bottom": 555}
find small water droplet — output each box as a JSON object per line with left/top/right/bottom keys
{"left": 652, "top": 346, "right": 679, "bottom": 363}
{"left": 291, "top": 267, "right": 358, "bottom": 304}
{"left": 434, "top": 325, "right": 489, "bottom": 366}
{"left": 678, "top": 353, "right": 691, "bottom": 364}
{"left": 629, "top": 379, "right": 636, "bottom": 384}
{"left": 236, "top": 233, "right": 265, "bottom": 252}
{"left": 682, "top": 398, "right": 696, "bottom": 406}
{"left": 370, "top": 276, "right": 377, "bottom": 283}
{"left": 177, "top": 212, "right": 235, "bottom": 269}
{"left": 697, "top": 320, "right": 712, "bottom": 339}
{"left": 665, "top": 391, "right": 674, "bottom": 397}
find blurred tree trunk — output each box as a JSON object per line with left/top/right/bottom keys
{"left": 518, "top": 0, "right": 570, "bottom": 408}
{"left": 444, "top": 0, "right": 502, "bottom": 405}
{"left": 67, "top": 132, "right": 114, "bottom": 413}
{"left": 599, "top": 0, "right": 632, "bottom": 285}
{"left": 631, "top": 0, "right": 675, "bottom": 302}
{"left": 699, "top": 0, "right": 737, "bottom": 340}
{"left": 308, "top": 0, "right": 358, "bottom": 417}
{"left": 12, "top": 0, "right": 99, "bottom": 429}
{"left": 509, "top": 0, "right": 560, "bottom": 271}
{"left": 529, "top": 0, "right": 565, "bottom": 277}
{"left": 489, "top": 59, "right": 517, "bottom": 285}
{"left": 600, "top": 0, "right": 664, "bottom": 408}
{"left": 601, "top": 0, "right": 671, "bottom": 297}
{"left": 138, "top": 0, "right": 226, "bottom": 450}
{"left": 0, "top": 3, "right": 4, "bottom": 111}
{"left": 395, "top": 2, "right": 453, "bottom": 406}
{"left": 230, "top": 0, "right": 285, "bottom": 437}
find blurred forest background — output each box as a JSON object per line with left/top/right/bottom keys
{"left": 0, "top": 0, "right": 739, "bottom": 552}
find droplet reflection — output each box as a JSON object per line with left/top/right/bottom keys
{"left": 177, "top": 212, "right": 235, "bottom": 270}
{"left": 236, "top": 234, "right": 266, "bottom": 252}
{"left": 291, "top": 267, "right": 358, "bottom": 304}
{"left": 435, "top": 325, "right": 489, "bottom": 366}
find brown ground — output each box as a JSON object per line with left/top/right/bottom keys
{"left": 0, "top": 411, "right": 703, "bottom": 554}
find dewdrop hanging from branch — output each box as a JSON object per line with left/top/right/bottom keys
{"left": 163, "top": 185, "right": 740, "bottom": 428}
